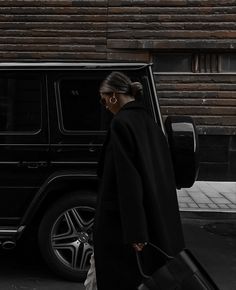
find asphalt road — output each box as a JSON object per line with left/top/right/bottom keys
{"left": 182, "top": 213, "right": 236, "bottom": 290}
{"left": 0, "top": 215, "right": 235, "bottom": 290}
{"left": 0, "top": 240, "right": 85, "bottom": 290}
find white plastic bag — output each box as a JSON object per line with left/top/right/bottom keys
{"left": 84, "top": 253, "right": 97, "bottom": 290}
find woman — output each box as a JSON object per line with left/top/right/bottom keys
{"left": 93, "top": 71, "right": 185, "bottom": 290}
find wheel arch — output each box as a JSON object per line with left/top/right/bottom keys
{"left": 19, "top": 172, "right": 98, "bottom": 233}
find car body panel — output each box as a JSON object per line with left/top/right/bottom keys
{"left": 0, "top": 62, "right": 198, "bottom": 245}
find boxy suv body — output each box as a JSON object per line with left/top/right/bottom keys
{"left": 0, "top": 62, "right": 198, "bottom": 281}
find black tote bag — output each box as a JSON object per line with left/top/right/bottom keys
{"left": 136, "top": 243, "right": 220, "bottom": 290}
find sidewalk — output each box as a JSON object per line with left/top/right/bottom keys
{"left": 177, "top": 181, "right": 236, "bottom": 213}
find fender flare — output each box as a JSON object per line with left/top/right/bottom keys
{"left": 20, "top": 171, "right": 98, "bottom": 228}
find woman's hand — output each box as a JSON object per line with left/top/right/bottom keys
{"left": 132, "top": 243, "right": 147, "bottom": 252}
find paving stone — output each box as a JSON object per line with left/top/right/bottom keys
{"left": 187, "top": 203, "right": 199, "bottom": 208}
{"left": 220, "top": 192, "right": 236, "bottom": 203}
{"left": 188, "top": 191, "right": 212, "bottom": 203}
{"left": 179, "top": 202, "right": 188, "bottom": 208}
{"left": 223, "top": 182, "right": 236, "bottom": 192}
{"left": 177, "top": 196, "right": 193, "bottom": 203}
{"left": 197, "top": 182, "right": 222, "bottom": 198}
{"left": 178, "top": 182, "right": 236, "bottom": 212}
{"left": 208, "top": 204, "right": 219, "bottom": 209}
{"left": 210, "top": 197, "right": 231, "bottom": 204}
{"left": 218, "top": 204, "right": 229, "bottom": 209}
{"left": 198, "top": 203, "right": 210, "bottom": 208}
{"left": 209, "top": 182, "right": 236, "bottom": 193}
{"left": 177, "top": 189, "right": 189, "bottom": 197}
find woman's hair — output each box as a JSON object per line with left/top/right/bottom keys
{"left": 100, "top": 71, "right": 143, "bottom": 99}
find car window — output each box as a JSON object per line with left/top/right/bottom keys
{"left": 0, "top": 73, "right": 42, "bottom": 133}
{"left": 57, "top": 70, "right": 156, "bottom": 133}
{"left": 57, "top": 78, "right": 112, "bottom": 132}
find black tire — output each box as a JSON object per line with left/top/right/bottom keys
{"left": 38, "top": 191, "right": 96, "bottom": 282}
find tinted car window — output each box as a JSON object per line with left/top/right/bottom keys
{"left": 58, "top": 78, "right": 112, "bottom": 132}
{"left": 0, "top": 74, "right": 42, "bottom": 132}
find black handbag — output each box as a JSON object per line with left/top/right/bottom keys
{"left": 136, "top": 243, "right": 220, "bottom": 290}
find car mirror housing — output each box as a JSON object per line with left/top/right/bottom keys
{"left": 164, "top": 116, "right": 199, "bottom": 189}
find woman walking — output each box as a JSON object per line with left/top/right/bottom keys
{"left": 92, "top": 71, "right": 185, "bottom": 290}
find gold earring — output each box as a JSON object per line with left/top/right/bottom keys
{"left": 109, "top": 94, "right": 117, "bottom": 105}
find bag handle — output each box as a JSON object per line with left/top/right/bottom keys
{"left": 135, "top": 243, "right": 173, "bottom": 279}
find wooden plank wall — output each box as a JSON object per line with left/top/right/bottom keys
{"left": 155, "top": 73, "right": 236, "bottom": 135}
{"left": 109, "top": 0, "right": 236, "bottom": 136}
{"left": 0, "top": 0, "right": 235, "bottom": 60}
{"left": 107, "top": 0, "right": 236, "bottom": 51}
{"left": 0, "top": 0, "right": 108, "bottom": 60}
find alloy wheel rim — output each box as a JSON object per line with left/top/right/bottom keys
{"left": 51, "top": 206, "right": 94, "bottom": 271}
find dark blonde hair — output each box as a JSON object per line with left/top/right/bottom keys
{"left": 100, "top": 71, "right": 143, "bottom": 98}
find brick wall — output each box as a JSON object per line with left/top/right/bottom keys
{"left": 0, "top": 0, "right": 108, "bottom": 61}
{"left": 156, "top": 73, "right": 236, "bottom": 135}
{"left": 107, "top": 0, "right": 236, "bottom": 53}
{"left": 0, "top": 0, "right": 235, "bottom": 61}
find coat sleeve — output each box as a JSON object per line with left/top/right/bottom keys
{"left": 110, "top": 118, "right": 149, "bottom": 244}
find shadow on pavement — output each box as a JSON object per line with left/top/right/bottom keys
{"left": 0, "top": 215, "right": 235, "bottom": 290}
{"left": 182, "top": 214, "right": 236, "bottom": 290}
{"left": 0, "top": 241, "right": 84, "bottom": 290}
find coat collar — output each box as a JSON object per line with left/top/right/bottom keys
{"left": 117, "top": 100, "right": 145, "bottom": 114}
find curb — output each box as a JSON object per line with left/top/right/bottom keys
{"left": 180, "top": 210, "right": 236, "bottom": 220}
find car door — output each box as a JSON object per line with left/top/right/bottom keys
{"left": 0, "top": 71, "right": 49, "bottom": 227}
{"left": 47, "top": 70, "right": 112, "bottom": 174}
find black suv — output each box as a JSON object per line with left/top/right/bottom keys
{"left": 0, "top": 62, "right": 198, "bottom": 281}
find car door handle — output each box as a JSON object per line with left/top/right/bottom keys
{"left": 88, "top": 142, "right": 100, "bottom": 153}
{"left": 88, "top": 146, "right": 97, "bottom": 153}
{"left": 18, "top": 161, "right": 48, "bottom": 169}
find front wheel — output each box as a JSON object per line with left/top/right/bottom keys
{"left": 38, "top": 192, "right": 96, "bottom": 281}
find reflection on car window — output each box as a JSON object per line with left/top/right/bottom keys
{"left": 58, "top": 78, "right": 112, "bottom": 132}
{"left": 0, "top": 74, "right": 42, "bottom": 132}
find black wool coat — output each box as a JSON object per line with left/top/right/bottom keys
{"left": 94, "top": 101, "right": 185, "bottom": 290}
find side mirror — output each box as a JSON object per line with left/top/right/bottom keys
{"left": 164, "top": 116, "right": 199, "bottom": 189}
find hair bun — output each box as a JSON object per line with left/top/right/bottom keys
{"left": 130, "top": 82, "right": 143, "bottom": 98}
